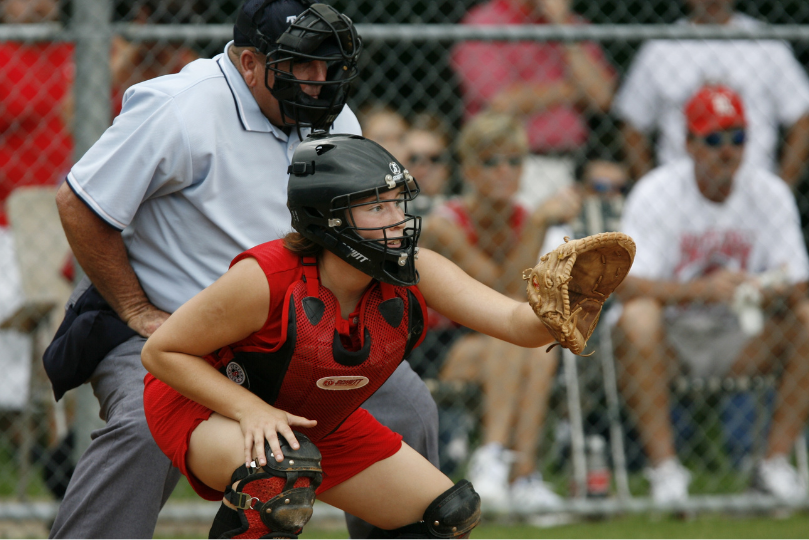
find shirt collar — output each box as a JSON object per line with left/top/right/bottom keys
{"left": 218, "top": 41, "right": 291, "bottom": 140}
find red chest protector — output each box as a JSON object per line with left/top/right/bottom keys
{"left": 218, "top": 259, "right": 426, "bottom": 442}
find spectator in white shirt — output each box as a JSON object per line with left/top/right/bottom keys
{"left": 613, "top": 0, "right": 809, "bottom": 187}
{"left": 616, "top": 84, "right": 809, "bottom": 504}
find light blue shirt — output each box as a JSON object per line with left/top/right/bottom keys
{"left": 67, "top": 42, "right": 361, "bottom": 312}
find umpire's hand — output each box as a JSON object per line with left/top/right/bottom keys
{"left": 127, "top": 305, "right": 171, "bottom": 338}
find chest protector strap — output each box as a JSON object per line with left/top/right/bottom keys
{"left": 301, "top": 257, "right": 319, "bottom": 298}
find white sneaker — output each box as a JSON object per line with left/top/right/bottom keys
{"left": 753, "top": 455, "right": 808, "bottom": 500}
{"left": 510, "top": 472, "right": 563, "bottom": 512}
{"left": 467, "top": 443, "right": 513, "bottom": 510}
{"left": 644, "top": 458, "right": 691, "bottom": 504}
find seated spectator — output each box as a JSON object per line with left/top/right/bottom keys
{"left": 568, "top": 158, "right": 628, "bottom": 239}
{"left": 615, "top": 84, "right": 809, "bottom": 503}
{"left": 358, "top": 103, "right": 409, "bottom": 162}
{"left": 420, "top": 111, "right": 581, "bottom": 510}
{"left": 0, "top": 0, "right": 67, "bottom": 424}
{"left": 403, "top": 112, "right": 452, "bottom": 217}
{"left": 451, "top": 0, "right": 616, "bottom": 209}
{"left": 613, "top": 0, "right": 809, "bottom": 186}
{"left": 0, "top": 0, "right": 77, "bottom": 501}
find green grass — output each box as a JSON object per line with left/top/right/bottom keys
{"left": 168, "top": 475, "right": 200, "bottom": 500}
{"left": 9, "top": 447, "right": 805, "bottom": 539}
{"left": 156, "top": 475, "right": 809, "bottom": 539}
{"left": 291, "top": 512, "right": 809, "bottom": 539}
{"left": 0, "top": 441, "right": 52, "bottom": 499}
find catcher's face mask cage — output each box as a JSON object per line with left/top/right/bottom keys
{"left": 237, "top": 1, "right": 361, "bottom": 132}
{"left": 332, "top": 181, "right": 422, "bottom": 285}
{"left": 288, "top": 134, "right": 422, "bottom": 286}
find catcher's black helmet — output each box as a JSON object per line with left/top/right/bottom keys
{"left": 234, "top": 0, "right": 361, "bottom": 131}
{"left": 287, "top": 133, "right": 422, "bottom": 286}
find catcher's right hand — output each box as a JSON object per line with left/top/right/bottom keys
{"left": 524, "top": 232, "right": 636, "bottom": 355}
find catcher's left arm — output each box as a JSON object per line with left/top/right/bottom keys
{"left": 523, "top": 232, "right": 636, "bottom": 355}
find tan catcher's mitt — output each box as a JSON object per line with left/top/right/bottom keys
{"left": 524, "top": 232, "right": 636, "bottom": 355}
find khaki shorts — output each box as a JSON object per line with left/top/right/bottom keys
{"left": 665, "top": 307, "right": 749, "bottom": 379}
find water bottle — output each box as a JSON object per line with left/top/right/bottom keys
{"left": 586, "top": 435, "right": 610, "bottom": 498}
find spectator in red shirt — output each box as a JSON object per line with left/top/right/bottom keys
{"left": 451, "top": 0, "right": 616, "bottom": 210}
{"left": 0, "top": 0, "right": 73, "bottom": 226}
{"left": 1, "top": 0, "right": 201, "bottom": 224}
{"left": 0, "top": 0, "right": 71, "bottom": 417}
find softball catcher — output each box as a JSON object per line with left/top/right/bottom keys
{"left": 142, "top": 133, "right": 634, "bottom": 538}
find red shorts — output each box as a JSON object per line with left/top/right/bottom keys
{"left": 143, "top": 374, "right": 403, "bottom": 501}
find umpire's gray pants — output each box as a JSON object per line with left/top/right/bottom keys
{"left": 49, "top": 315, "right": 438, "bottom": 538}
{"left": 48, "top": 334, "right": 178, "bottom": 539}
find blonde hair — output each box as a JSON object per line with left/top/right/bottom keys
{"left": 456, "top": 112, "right": 528, "bottom": 165}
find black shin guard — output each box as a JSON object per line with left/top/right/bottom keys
{"left": 209, "top": 503, "right": 245, "bottom": 539}
{"left": 208, "top": 432, "right": 322, "bottom": 539}
{"left": 369, "top": 480, "right": 482, "bottom": 539}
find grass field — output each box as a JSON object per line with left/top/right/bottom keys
{"left": 149, "top": 511, "right": 809, "bottom": 539}
{"left": 4, "top": 512, "right": 806, "bottom": 539}
{"left": 295, "top": 513, "right": 809, "bottom": 539}
{"left": 4, "top": 443, "right": 809, "bottom": 539}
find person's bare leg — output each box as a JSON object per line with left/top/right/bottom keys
{"left": 512, "top": 346, "right": 558, "bottom": 478}
{"left": 767, "top": 300, "right": 809, "bottom": 457}
{"left": 187, "top": 413, "right": 246, "bottom": 492}
{"left": 479, "top": 337, "right": 524, "bottom": 446}
{"left": 616, "top": 298, "right": 676, "bottom": 466}
{"left": 439, "top": 333, "right": 484, "bottom": 383}
{"left": 317, "top": 443, "right": 455, "bottom": 530}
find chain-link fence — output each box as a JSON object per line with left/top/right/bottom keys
{"left": 2, "top": 0, "right": 809, "bottom": 532}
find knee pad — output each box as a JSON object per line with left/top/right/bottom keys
{"left": 422, "top": 480, "right": 481, "bottom": 538}
{"left": 209, "top": 432, "right": 322, "bottom": 539}
{"left": 369, "top": 480, "right": 481, "bottom": 539}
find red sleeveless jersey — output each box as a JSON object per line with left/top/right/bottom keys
{"left": 207, "top": 240, "right": 427, "bottom": 441}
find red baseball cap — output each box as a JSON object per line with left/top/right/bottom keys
{"left": 684, "top": 85, "right": 746, "bottom": 136}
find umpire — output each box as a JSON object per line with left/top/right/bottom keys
{"left": 46, "top": 1, "right": 438, "bottom": 537}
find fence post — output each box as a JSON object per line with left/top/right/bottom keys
{"left": 70, "top": 0, "right": 112, "bottom": 463}
{"left": 563, "top": 349, "right": 588, "bottom": 498}
{"left": 72, "top": 0, "right": 112, "bottom": 158}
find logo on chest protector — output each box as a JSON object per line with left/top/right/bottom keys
{"left": 226, "top": 362, "right": 248, "bottom": 386}
{"left": 316, "top": 376, "right": 370, "bottom": 390}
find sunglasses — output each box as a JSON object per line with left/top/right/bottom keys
{"left": 409, "top": 152, "right": 447, "bottom": 166}
{"left": 701, "top": 129, "right": 746, "bottom": 148}
{"left": 589, "top": 178, "right": 629, "bottom": 195}
{"left": 481, "top": 155, "right": 523, "bottom": 168}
